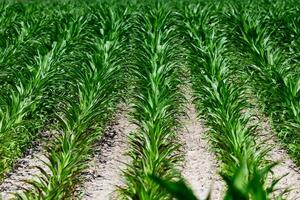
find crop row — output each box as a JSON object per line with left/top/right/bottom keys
{"left": 0, "top": 1, "right": 299, "bottom": 200}
{"left": 225, "top": 2, "right": 300, "bottom": 165}
{"left": 119, "top": 5, "right": 184, "bottom": 199}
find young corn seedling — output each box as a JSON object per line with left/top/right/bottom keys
{"left": 15, "top": 5, "right": 129, "bottom": 199}
{"left": 183, "top": 5, "right": 283, "bottom": 198}
{"left": 151, "top": 160, "right": 281, "bottom": 200}
{"left": 119, "top": 4, "right": 184, "bottom": 200}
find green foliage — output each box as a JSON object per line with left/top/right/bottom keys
{"left": 119, "top": 4, "right": 184, "bottom": 200}
{"left": 222, "top": 161, "right": 286, "bottom": 200}
{"left": 150, "top": 175, "right": 199, "bottom": 200}
{"left": 0, "top": 4, "right": 68, "bottom": 179}
{"left": 0, "top": 1, "right": 297, "bottom": 199}
{"left": 225, "top": 3, "right": 300, "bottom": 163}
{"left": 14, "top": 4, "right": 129, "bottom": 199}
{"left": 183, "top": 4, "right": 283, "bottom": 198}
{"left": 151, "top": 161, "right": 285, "bottom": 200}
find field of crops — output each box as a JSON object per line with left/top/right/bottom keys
{"left": 0, "top": 0, "right": 300, "bottom": 199}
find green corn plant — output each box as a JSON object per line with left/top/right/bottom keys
{"left": 182, "top": 4, "right": 283, "bottom": 198}
{"left": 119, "top": 4, "right": 184, "bottom": 200}
{"left": 15, "top": 5, "right": 129, "bottom": 199}
{"left": 150, "top": 175, "right": 200, "bottom": 200}
{"left": 226, "top": 5, "right": 300, "bottom": 164}
{"left": 151, "top": 160, "right": 284, "bottom": 200}
{"left": 0, "top": 4, "right": 92, "bottom": 180}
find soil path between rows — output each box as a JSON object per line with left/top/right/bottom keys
{"left": 81, "top": 106, "right": 135, "bottom": 200}
{"left": 179, "top": 92, "right": 224, "bottom": 200}
{"left": 0, "top": 132, "right": 51, "bottom": 200}
{"left": 253, "top": 109, "right": 300, "bottom": 199}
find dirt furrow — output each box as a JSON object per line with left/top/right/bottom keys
{"left": 179, "top": 96, "right": 224, "bottom": 200}
{"left": 254, "top": 111, "right": 300, "bottom": 199}
{"left": 0, "top": 132, "right": 51, "bottom": 200}
{"left": 81, "top": 107, "right": 135, "bottom": 200}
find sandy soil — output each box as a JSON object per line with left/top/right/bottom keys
{"left": 80, "top": 107, "right": 135, "bottom": 200}
{"left": 253, "top": 110, "right": 300, "bottom": 199}
{"left": 0, "top": 131, "right": 51, "bottom": 200}
{"left": 179, "top": 95, "right": 224, "bottom": 200}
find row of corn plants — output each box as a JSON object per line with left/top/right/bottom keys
{"left": 15, "top": 4, "right": 129, "bottom": 199}
{"left": 225, "top": 4, "right": 300, "bottom": 164}
{"left": 119, "top": 4, "right": 184, "bottom": 199}
{"left": 182, "top": 4, "right": 284, "bottom": 199}
{"left": 0, "top": 3, "right": 91, "bottom": 180}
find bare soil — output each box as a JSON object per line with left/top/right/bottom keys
{"left": 0, "top": 131, "right": 52, "bottom": 200}
{"left": 179, "top": 94, "right": 225, "bottom": 200}
{"left": 80, "top": 106, "right": 135, "bottom": 200}
{"left": 253, "top": 111, "right": 300, "bottom": 199}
